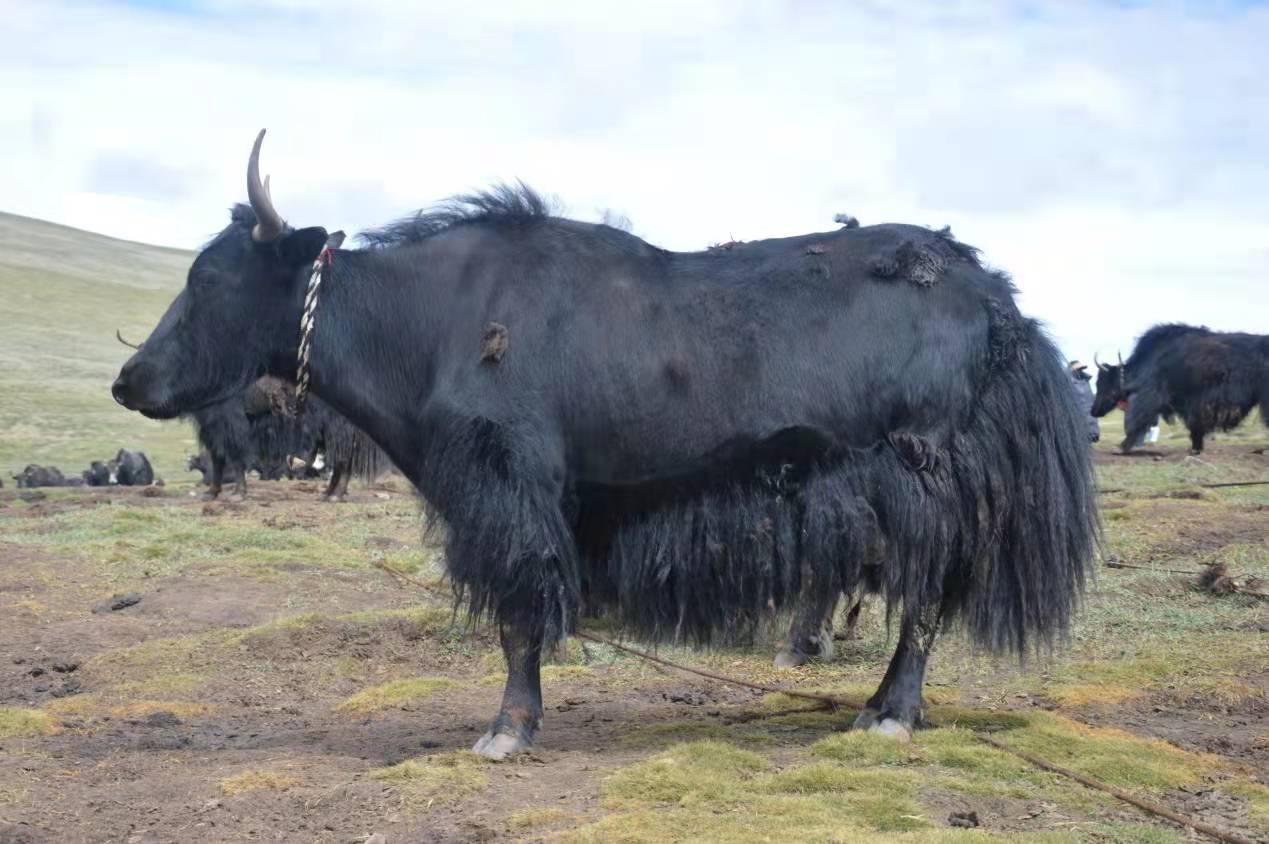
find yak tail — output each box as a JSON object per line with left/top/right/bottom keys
{"left": 949, "top": 314, "right": 1100, "bottom": 655}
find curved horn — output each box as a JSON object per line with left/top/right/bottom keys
{"left": 1094, "top": 352, "right": 1105, "bottom": 371}
{"left": 115, "top": 329, "right": 141, "bottom": 350}
{"left": 1118, "top": 351, "right": 1125, "bottom": 367}
{"left": 247, "top": 129, "right": 285, "bottom": 242}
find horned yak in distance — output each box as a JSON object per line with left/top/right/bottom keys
{"left": 112, "top": 130, "right": 1098, "bottom": 760}
{"left": 1091, "top": 323, "right": 1269, "bottom": 454}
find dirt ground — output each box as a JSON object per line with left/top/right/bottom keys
{"left": 1, "top": 441, "right": 1266, "bottom": 843}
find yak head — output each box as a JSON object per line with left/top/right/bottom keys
{"left": 112, "top": 130, "right": 329, "bottom": 420}
{"left": 1090, "top": 352, "right": 1127, "bottom": 417}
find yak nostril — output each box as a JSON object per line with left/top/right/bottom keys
{"left": 111, "top": 379, "right": 130, "bottom": 407}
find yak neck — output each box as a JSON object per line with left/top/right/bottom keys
{"left": 304, "top": 248, "right": 438, "bottom": 481}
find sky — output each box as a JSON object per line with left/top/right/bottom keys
{"left": 4, "top": 0, "right": 1267, "bottom": 359}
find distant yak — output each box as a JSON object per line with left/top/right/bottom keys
{"left": 1092, "top": 324, "right": 1269, "bottom": 454}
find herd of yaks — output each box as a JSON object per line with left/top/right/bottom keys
{"left": 7, "top": 376, "right": 383, "bottom": 498}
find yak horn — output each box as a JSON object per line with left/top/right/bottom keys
{"left": 1094, "top": 352, "right": 1106, "bottom": 371}
{"left": 116, "top": 329, "right": 141, "bottom": 350}
{"left": 247, "top": 129, "right": 285, "bottom": 242}
{"left": 1118, "top": 351, "right": 1125, "bottom": 367}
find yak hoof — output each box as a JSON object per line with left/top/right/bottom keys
{"left": 773, "top": 648, "right": 810, "bottom": 670}
{"left": 869, "top": 718, "right": 913, "bottom": 743}
{"left": 200, "top": 491, "right": 220, "bottom": 502}
{"left": 774, "top": 633, "right": 833, "bottom": 669}
{"left": 852, "top": 709, "right": 913, "bottom": 743}
{"left": 472, "top": 730, "right": 531, "bottom": 761}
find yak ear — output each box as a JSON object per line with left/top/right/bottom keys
{"left": 277, "top": 226, "right": 329, "bottom": 267}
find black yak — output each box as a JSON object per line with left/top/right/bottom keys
{"left": 82, "top": 450, "right": 153, "bottom": 486}
{"left": 1091, "top": 324, "right": 1269, "bottom": 454}
{"left": 185, "top": 389, "right": 283, "bottom": 500}
{"left": 83, "top": 461, "right": 113, "bottom": 486}
{"left": 13, "top": 465, "right": 71, "bottom": 488}
{"left": 111, "top": 449, "right": 154, "bottom": 486}
{"left": 185, "top": 378, "right": 381, "bottom": 501}
{"left": 112, "top": 131, "right": 1098, "bottom": 759}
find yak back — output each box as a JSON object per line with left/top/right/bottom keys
{"left": 378, "top": 217, "right": 1011, "bottom": 488}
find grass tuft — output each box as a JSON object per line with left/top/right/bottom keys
{"left": 506, "top": 807, "right": 572, "bottom": 832}
{"left": 220, "top": 770, "right": 302, "bottom": 795}
{"left": 336, "top": 677, "right": 458, "bottom": 714}
{"left": 0, "top": 707, "right": 59, "bottom": 738}
{"left": 369, "top": 751, "right": 489, "bottom": 807}
{"left": 602, "top": 741, "right": 768, "bottom": 808}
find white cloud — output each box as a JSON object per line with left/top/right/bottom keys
{"left": 2, "top": 0, "right": 1267, "bottom": 359}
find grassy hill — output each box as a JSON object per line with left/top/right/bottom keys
{"left": 0, "top": 212, "right": 197, "bottom": 481}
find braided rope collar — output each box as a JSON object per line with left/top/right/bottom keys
{"left": 295, "top": 231, "right": 345, "bottom": 412}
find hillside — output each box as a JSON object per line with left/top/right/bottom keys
{"left": 0, "top": 212, "right": 197, "bottom": 481}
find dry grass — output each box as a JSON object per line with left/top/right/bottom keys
{"left": 220, "top": 770, "right": 302, "bottom": 796}
{"left": 370, "top": 752, "right": 490, "bottom": 808}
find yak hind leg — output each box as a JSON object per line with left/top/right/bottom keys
{"left": 1189, "top": 427, "right": 1206, "bottom": 455}
{"left": 227, "top": 465, "right": 248, "bottom": 502}
{"left": 322, "top": 462, "right": 349, "bottom": 502}
{"left": 837, "top": 591, "right": 864, "bottom": 641}
{"left": 202, "top": 453, "right": 226, "bottom": 501}
{"left": 474, "top": 612, "right": 544, "bottom": 761}
{"left": 775, "top": 588, "right": 841, "bottom": 669}
{"left": 853, "top": 602, "right": 941, "bottom": 742}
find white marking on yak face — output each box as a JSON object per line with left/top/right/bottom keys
{"left": 108, "top": 468, "right": 119, "bottom": 484}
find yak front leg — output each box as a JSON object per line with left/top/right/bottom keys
{"left": 1189, "top": 426, "right": 1206, "bottom": 455}
{"left": 853, "top": 601, "right": 942, "bottom": 742}
{"left": 473, "top": 611, "right": 545, "bottom": 761}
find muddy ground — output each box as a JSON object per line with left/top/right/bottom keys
{"left": 0, "top": 442, "right": 1266, "bottom": 843}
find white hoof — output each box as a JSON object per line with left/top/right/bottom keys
{"left": 773, "top": 648, "right": 809, "bottom": 669}
{"left": 868, "top": 718, "right": 912, "bottom": 743}
{"left": 472, "top": 731, "right": 529, "bottom": 761}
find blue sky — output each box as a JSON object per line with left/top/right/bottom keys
{"left": 4, "top": 0, "right": 1267, "bottom": 360}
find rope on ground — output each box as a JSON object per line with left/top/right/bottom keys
{"left": 369, "top": 563, "right": 1259, "bottom": 841}
{"left": 370, "top": 558, "right": 448, "bottom": 596}
{"left": 1103, "top": 561, "right": 1269, "bottom": 600}
{"left": 975, "top": 735, "right": 1258, "bottom": 844}
{"left": 573, "top": 632, "right": 854, "bottom": 709}
{"left": 1098, "top": 479, "right": 1269, "bottom": 495}
{"left": 1104, "top": 561, "right": 1200, "bottom": 576}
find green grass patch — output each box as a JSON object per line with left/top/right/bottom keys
{"left": 370, "top": 751, "right": 489, "bottom": 807}
{"left": 336, "top": 677, "right": 458, "bottom": 714}
{"left": 1002, "top": 713, "right": 1215, "bottom": 792}
{"left": 810, "top": 730, "right": 926, "bottom": 766}
{"left": 0, "top": 707, "right": 59, "bottom": 738}
{"left": 602, "top": 741, "right": 768, "bottom": 808}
